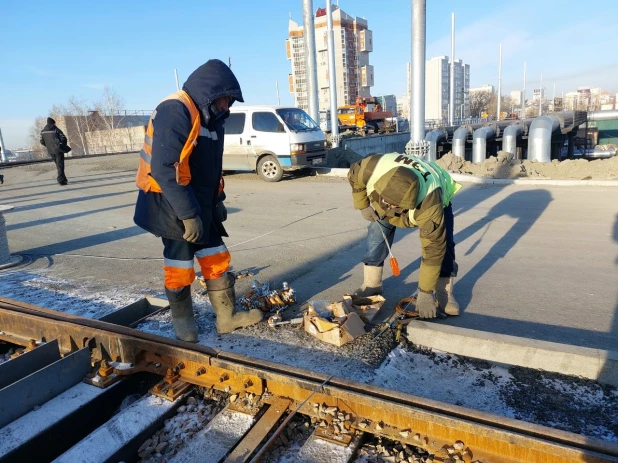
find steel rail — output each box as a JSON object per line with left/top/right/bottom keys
{"left": 0, "top": 297, "right": 617, "bottom": 463}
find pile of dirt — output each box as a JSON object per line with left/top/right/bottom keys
{"left": 325, "top": 146, "right": 363, "bottom": 168}
{"left": 437, "top": 151, "right": 618, "bottom": 180}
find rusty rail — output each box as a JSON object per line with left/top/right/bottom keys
{"left": 0, "top": 296, "right": 617, "bottom": 463}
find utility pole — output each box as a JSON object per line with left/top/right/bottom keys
{"left": 449, "top": 12, "right": 455, "bottom": 126}
{"left": 0, "top": 128, "right": 7, "bottom": 162}
{"left": 302, "top": 0, "right": 319, "bottom": 123}
{"left": 276, "top": 80, "right": 280, "bottom": 105}
{"left": 326, "top": 0, "right": 340, "bottom": 147}
{"left": 497, "top": 42, "right": 502, "bottom": 121}
{"left": 228, "top": 57, "right": 232, "bottom": 68}
{"left": 406, "top": 0, "right": 428, "bottom": 159}
{"left": 539, "top": 73, "right": 543, "bottom": 116}
{"left": 522, "top": 61, "right": 526, "bottom": 119}
{"left": 174, "top": 69, "right": 180, "bottom": 91}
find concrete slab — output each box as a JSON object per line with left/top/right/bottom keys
{"left": 406, "top": 321, "right": 618, "bottom": 387}
{"left": 1, "top": 154, "right": 617, "bottom": 355}
{"left": 0, "top": 382, "right": 112, "bottom": 458}
{"left": 169, "top": 407, "right": 255, "bottom": 463}
{"left": 295, "top": 432, "right": 360, "bottom": 463}
{"left": 53, "top": 393, "right": 178, "bottom": 463}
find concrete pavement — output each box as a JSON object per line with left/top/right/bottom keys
{"left": 1, "top": 153, "right": 617, "bottom": 352}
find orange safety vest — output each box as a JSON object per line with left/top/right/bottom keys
{"left": 136, "top": 90, "right": 201, "bottom": 193}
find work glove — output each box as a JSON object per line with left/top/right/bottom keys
{"left": 182, "top": 217, "right": 203, "bottom": 243}
{"left": 416, "top": 291, "right": 437, "bottom": 318}
{"left": 360, "top": 206, "right": 378, "bottom": 222}
{"left": 216, "top": 201, "right": 227, "bottom": 223}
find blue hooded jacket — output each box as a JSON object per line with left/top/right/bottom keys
{"left": 133, "top": 59, "right": 244, "bottom": 243}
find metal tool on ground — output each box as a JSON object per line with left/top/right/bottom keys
{"left": 267, "top": 313, "right": 303, "bottom": 328}
{"left": 239, "top": 280, "right": 296, "bottom": 313}
{"left": 378, "top": 224, "right": 400, "bottom": 276}
{"left": 395, "top": 294, "right": 448, "bottom": 319}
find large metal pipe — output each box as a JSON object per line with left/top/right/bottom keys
{"left": 425, "top": 128, "right": 448, "bottom": 162}
{"left": 527, "top": 115, "right": 560, "bottom": 162}
{"left": 522, "top": 61, "right": 526, "bottom": 119}
{"left": 325, "top": 1, "right": 340, "bottom": 147}
{"left": 452, "top": 126, "right": 471, "bottom": 159}
{"left": 472, "top": 126, "right": 496, "bottom": 164}
{"left": 502, "top": 123, "right": 523, "bottom": 159}
{"left": 449, "top": 13, "right": 455, "bottom": 126}
{"left": 302, "top": 0, "right": 320, "bottom": 124}
{"left": 587, "top": 110, "right": 618, "bottom": 121}
{"left": 410, "top": 0, "right": 426, "bottom": 143}
{"left": 496, "top": 42, "right": 502, "bottom": 121}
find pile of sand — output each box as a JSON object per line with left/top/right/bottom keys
{"left": 325, "top": 146, "right": 363, "bottom": 168}
{"left": 437, "top": 151, "right": 618, "bottom": 180}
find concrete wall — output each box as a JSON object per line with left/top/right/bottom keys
{"left": 341, "top": 132, "right": 410, "bottom": 156}
{"left": 86, "top": 126, "right": 145, "bottom": 154}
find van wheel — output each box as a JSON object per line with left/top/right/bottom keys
{"left": 257, "top": 155, "right": 283, "bottom": 182}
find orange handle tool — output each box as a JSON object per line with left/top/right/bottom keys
{"left": 379, "top": 225, "right": 400, "bottom": 276}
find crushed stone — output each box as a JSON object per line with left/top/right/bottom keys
{"left": 437, "top": 151, "right": 618, "bottom": 180}
{"left": 137, "top": 388, "right": 229, "bottom": 463}
{"left": 2, "top": 271, "right": 616, "bottom": 444}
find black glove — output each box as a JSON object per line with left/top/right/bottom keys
{"left": 182, "top": 217, "right": 203, "bottom": 243}
{"left": 216, "top": 201, "right": 227, "bottom": 223}
{"left": 416, "top": 291, "right": 436, "bottom": 318}
{"left": 360, "top": 206, "right": 378, "bottom": 222}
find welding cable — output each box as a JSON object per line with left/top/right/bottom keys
{"left": 15, "top": 208, "right": 342, "bottom": 262}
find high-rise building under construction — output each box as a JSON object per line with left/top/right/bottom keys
{"left": 286, "top": 5, "right": 374, "bottom": 112}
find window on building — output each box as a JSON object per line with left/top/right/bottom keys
{"left": 252, "top": 112, "right": 285, "bottom": 133}
{"left": 225, "top": 113, "right": 246, "bottom": 135}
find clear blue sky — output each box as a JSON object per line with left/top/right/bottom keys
{"left": 2, "top": 0, "right": 617, "bottom": 149}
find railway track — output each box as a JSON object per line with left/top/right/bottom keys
{"left": 0, "top": 295, "right": 617, "bottom": 463}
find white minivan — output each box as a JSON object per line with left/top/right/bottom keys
{"left": 223, "top": 106, "right": 327, "bottom": 182}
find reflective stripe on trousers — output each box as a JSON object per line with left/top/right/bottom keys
{"left": 162, "top": 239, "right": 231, "bottom": 290}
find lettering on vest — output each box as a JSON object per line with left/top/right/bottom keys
{"left": 393, "top": 155, "right": 431, "bottom": 181}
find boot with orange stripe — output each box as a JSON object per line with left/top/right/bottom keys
{"left": 206, "top": 273, "right": 263, "bottom": 334}
{"left": 165, "top": 286, "right": 199, "bottom": 342}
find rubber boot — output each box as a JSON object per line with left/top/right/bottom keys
{"left": 355, "top": 265, "right": 383, "bottom": 297}
{"left": 435, "top": 277, "right": 460, "bottom": 316}
{"left": 165, "top": 286, "right": 198, "bottom": 342}
{"left": 206, "top": 273, "right": 263, "bottom": 334}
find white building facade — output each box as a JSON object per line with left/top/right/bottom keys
{"left": 425, "top": 56, "right": 470, "bottom": 123}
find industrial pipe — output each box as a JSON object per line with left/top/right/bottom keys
{"left": 502, "top": 123, "right": 523, "bottom": 159}
{"left": 527, "top": 115, "right": 560, "bottom": 162}
{"left": 587, "top": 110, "right": 618, "bottom": 122}
{"left": 452, "top": 126, "right": 471, "bottom": 159}
{"left": 472, "top": 126, "right": 496, "bottom": 164}
{"left": 424, "top": 128, "right": 448, "bottom": 162}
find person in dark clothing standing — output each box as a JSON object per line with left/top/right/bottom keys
{"left": 40, "top": 117, "right": 69, "bottom": 185}
{"left": 133, "top": 59, "right": 262, "bottom": 342}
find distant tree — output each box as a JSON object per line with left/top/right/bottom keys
{"left": 27, "top": 116, "right": 48, "bottom": 159}
{"left": 67, "top": 97, "right": 92, "bottom": 155}
{"left": 92, "top": 86, "right": 126, "bottom": 148}
{"left": 469, "top": 90, "right": 493, "bottom": 117}
{"left": 487, "top": 95, "right": 515, "bottom": 119}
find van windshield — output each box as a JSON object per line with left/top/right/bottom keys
{"left": 276, "top": 108, "right": 319, "bottom": 131}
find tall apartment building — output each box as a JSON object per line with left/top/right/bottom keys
{"left": 425, "top": 56, "right": 470, "bottom": 122}
{"left": 286, "top": 5, "right": 374, "bottom": 112}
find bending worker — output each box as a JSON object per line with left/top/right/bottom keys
{"left": 134, "top": 60, "right": 262, "bottom": 342}
{"left": 348, "top": 153, "right": 462, "bottom": 318}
